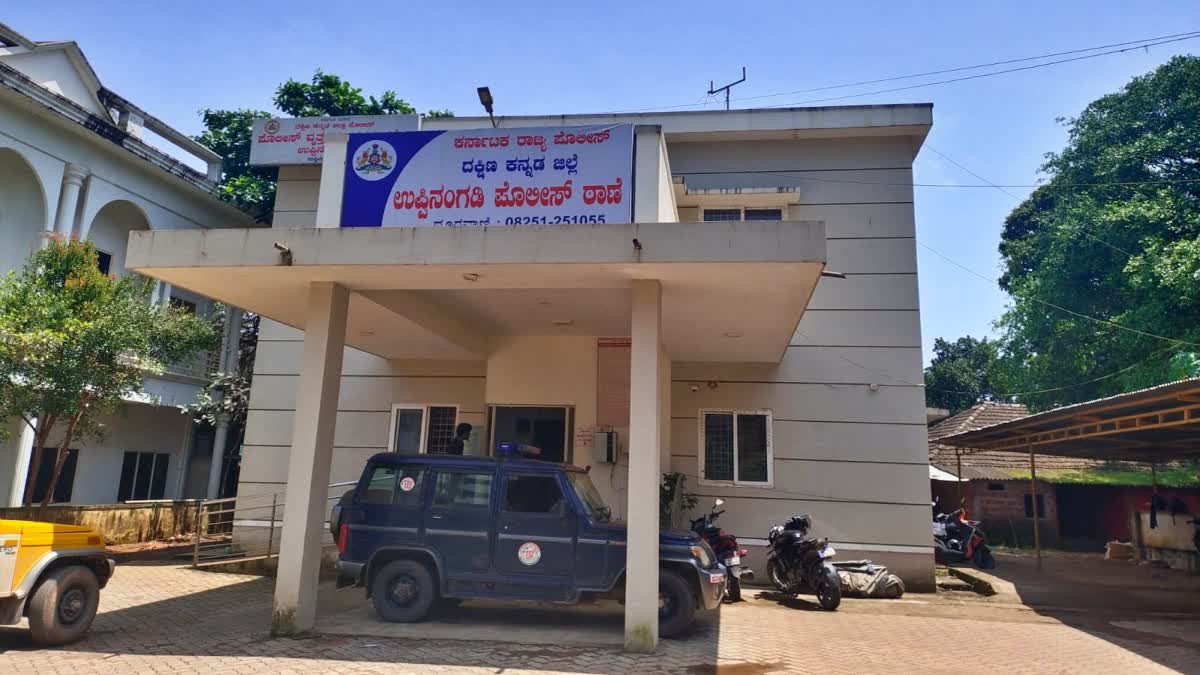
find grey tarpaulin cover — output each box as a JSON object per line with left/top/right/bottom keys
{"left": 832, "top": 560, "right": 905, "bottom": 598}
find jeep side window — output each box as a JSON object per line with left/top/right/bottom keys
{"left": 503, "top": 474, "right": 565, "bottom": 515}
{"left": 432, "top": 470, "right": 493, "bottom": 508}
{"left": 360, "top": 465, "right": 424, "bottom": 506}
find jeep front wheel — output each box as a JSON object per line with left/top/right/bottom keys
{"left": 27, "top": 564, "right": 100, "bottom": 646}
{"left": 371, "top": 560, "right": 435, "bottom": 623}
{"left": 658, "top": 569, "right": 697, "bottom": 638}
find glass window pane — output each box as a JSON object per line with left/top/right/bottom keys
{"left": 149, "top": 453, "right": 170, "bottom": 499}
{"left": 504, "top": 475, "right": 564, "bottom": 514}
{"left": 394, "top": 408, "right": 424, "bottom": 454}
{"left": 703, "top": 413, "right": 734, "bottom": 481}
{"left": 434, "top": 471, "right": 493, "bottom": 508}
{"left": 702, "top": 209, "right": 742, "bottom": 222}
{"left": 117, "top": 451, "right": 137, "bottom": 502}
{"left": 361, "top": 465, "right": 399, "bottom": 504}
{"left": 133, "top": 452, "right": 154, "bottom": 500}
{"left": 736, "top": 414, "right": 769, "bottom": 483}
{"left": 425, "top": 406, "right": 457, "bottom": 454}
{"left": 743, "top": 208, "right": 783, "bottom": 221}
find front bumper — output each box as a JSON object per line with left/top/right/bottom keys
{"left": 697, "top": 566, "right": 727, "bottom": 610}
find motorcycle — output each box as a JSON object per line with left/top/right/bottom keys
{"left": 932, "top": 499, "right": 995, "bottom": 569}
{"left": 689, "top": 498, "right": 754, "bottom": 601}
{"left": 766, "top": 515, "right": 841, "bottom": 610}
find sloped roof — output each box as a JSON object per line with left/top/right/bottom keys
{"left": 929, "top": 401, "right": 1112, "bottom": 480}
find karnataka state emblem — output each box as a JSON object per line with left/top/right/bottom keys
{"left": 264, "top": 118, "right": 281, "bottom": 135}
{"left": 354, "top": 140, "right": 396, "bottom": 181}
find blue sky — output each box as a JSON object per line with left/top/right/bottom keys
{"left": 7, "top": 2, "right": 1198, "bottom": 364}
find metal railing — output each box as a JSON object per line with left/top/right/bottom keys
{"left": 190, "top": 481, "right": 357, "bottom": 567}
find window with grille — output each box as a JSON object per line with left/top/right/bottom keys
{"left": 702, "top": 208, "right": 784, "bottom": 222}
{"left": 702, "top": 209, "right": 742, "bottom": 222}
{"left": 25, "top": 449, "right": 79, "bottom": 503}
{"left": 390, "top": 404, "right": 460, "bottom": 454}
{"left": 700, "top": 410, "right": 773, "bottom": 486}
{"left": 743, "top": 208, "right": 783, "bottom": 221}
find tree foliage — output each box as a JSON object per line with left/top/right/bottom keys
{"left": 924, "top": 336, "right": 1006, "bottom": 414}
{"left": 195, "top": 71, "right": 452, "bottom": 220}
{"left": 996, "top": 55, "right": 1200, "bottom": 410}
{"left": 0, "top": 239, "right": 217, "bottom": 505}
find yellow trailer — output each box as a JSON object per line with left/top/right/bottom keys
{"left": 0, "top": 519, "right": 114, "bottom": 645}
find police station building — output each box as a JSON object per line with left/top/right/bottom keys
{"left": 127, "top": 104, "right": 934, "bottom": 650}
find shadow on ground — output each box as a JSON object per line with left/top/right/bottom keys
{"left": 964, "top": 551, "right": 1200, "bottom": 672}
{"left": 0, "top": 561, "right": 733, "bottom": 674}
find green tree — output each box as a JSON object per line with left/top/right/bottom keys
{"left": 924, "top": 336, "right": 1006, "bottom": 414}
{"left": 0, "top": 239, "right": 217, "bottom": 505}
{"left": 997, "top": 56, "right": 1200, "bottom": 410}
{"left": 195, "top": 71, "right": 452, "bottom": 219}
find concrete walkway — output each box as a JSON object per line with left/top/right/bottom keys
{"left": 1, "top": 561, "right": 1197, "bottom": 674}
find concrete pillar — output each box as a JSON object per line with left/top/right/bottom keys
{"left": 315, "top": 133, "right": 348, "bottom": 228}
{"left": 272, "top": 282, "right": 348, "bottom": 636}
{"left": 53, "top": 164, "right": 87, "bottom": 236}
{"left": 8, "top": 422, "right": 36, "bottom": 507}
{"left": 206, "top": 414, "right": 230, "bottom": 500}
{"left": 625, "top": 279, "right": 662, "bottom": 653}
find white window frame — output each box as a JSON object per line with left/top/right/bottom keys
{"left": 388, "top": 404, "right": 460, "bottom": 454}
{"left": 700, "top": 207, "right": 785, "bottom": 222}
{"left": 697, "top": 408, "right": 774, "bottom": 487}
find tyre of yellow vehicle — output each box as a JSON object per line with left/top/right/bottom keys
{"left": 27, "top": 564, "right": 100, "bottom": 646}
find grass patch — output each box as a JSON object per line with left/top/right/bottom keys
{"left": 1006, "top": 466, "right": 1200, "bottom": 487}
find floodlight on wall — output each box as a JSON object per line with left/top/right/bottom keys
{"left": 477, "top": 87, "right": 496, "bottom": 128}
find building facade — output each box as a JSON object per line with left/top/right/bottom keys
{"left": 0, "top": 23, "right": 255, "bottom": 507}
{"left": 127, "top": 103, "right": 934, "bottom": 649}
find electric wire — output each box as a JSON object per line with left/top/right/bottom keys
{"left": 607, "top": 31, "right": 1200, "bottom": 113}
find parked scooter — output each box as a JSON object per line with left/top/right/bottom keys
{"left": 932, "top": 498, "right": 995, "bottom": 569}
{"left": 690, "top": 498, "right": 754, "bottom": 601}
{"left": 766, "top": 515, "right": 841, "bottom": 610}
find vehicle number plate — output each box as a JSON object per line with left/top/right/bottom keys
{"left": 708, "top": 572, "right": 725, "bottom": 584}
{"left": 724, "top": 555, "right": 740, "bottom": 566}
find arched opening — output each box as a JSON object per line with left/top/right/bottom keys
{"left": 87, "top": 199, "right": 151, "bottom": 276}
{"left": 0, "top": 147, "right": 48, "bottom": 273}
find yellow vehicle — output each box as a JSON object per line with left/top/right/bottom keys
{"left": 0, "top": 519, "right": 114, "bottom": 645}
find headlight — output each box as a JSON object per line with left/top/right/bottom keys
{"left": 690, "top": 542, "right": 715, "bottom": 568}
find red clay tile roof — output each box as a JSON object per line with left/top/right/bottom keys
{"left": 928, "top": 402, "right": 1112, "bottom": 480}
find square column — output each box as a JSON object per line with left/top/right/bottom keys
{"left": 625, "top": 279, "right": 662, "bottom": 653}
{"left": 272, "top": 282, "right": 348, "bottom": 635}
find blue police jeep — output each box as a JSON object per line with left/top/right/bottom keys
{"left": 331, "top": 453, "right": 726, "bottom": 637}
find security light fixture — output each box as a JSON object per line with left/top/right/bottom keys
{"left": 462, "top": 272, "right": 480, "bottom": 282}
{"left": 477, "top": 87, "right": 496, "bottom": 128}
{"left": 273, "top": 241, "right": 292, "bottom": 266}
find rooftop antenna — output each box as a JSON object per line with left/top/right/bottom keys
{"left": 707, "top": 67, "right": 746, "bottom": 110}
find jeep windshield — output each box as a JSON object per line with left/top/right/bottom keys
{"left": 567, "top": 472, "right": 612, "bottom": 522}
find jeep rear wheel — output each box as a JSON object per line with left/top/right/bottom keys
{"left": 371, "top": 560, "right": 435, "bottom": 623}
{"left": 658, "top": 570, "right": 697, "bottom": 638}
{"left": 27, "top": 565, "right": 100, "bottom": 646}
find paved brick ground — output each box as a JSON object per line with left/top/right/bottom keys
{"left": 1, "top": 562, "right": 1198, "bottom": 674}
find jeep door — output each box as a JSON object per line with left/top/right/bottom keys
{"left": 424, "top": 468, "right": 496, "bottom": 579}
{"left": 346, "top": 463, "right": 426, "bottom": 562}
{"left": 495, "top": 470, "right": 576, "bottom": 589}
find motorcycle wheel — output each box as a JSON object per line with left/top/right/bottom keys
{"left": 973, "top": 546, "right": 996, "bottom": 570}
{"left": 726, "top": 576, "right": 742, "bottom": 602}
{"left": 816, "top": 571, "right": 841, "bottom": 611}
{"left": 767, "top": 559, "right": 795, "bottom": 595}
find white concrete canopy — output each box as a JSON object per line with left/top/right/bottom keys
{"left": 127, "top": 222, "right": 826, "bottom": 363}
